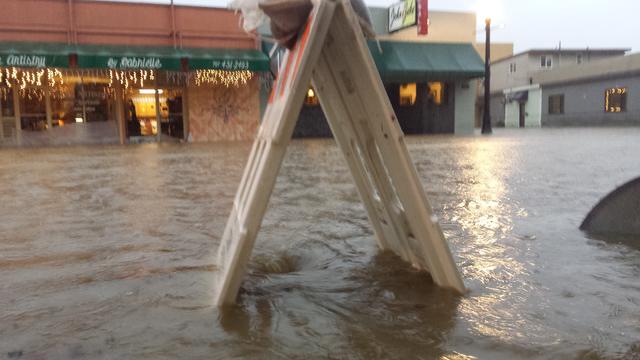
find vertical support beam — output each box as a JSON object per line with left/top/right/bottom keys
{"left": 182, "top": 84, "right": 189, "bottom": 140}
{"left": 67, "top": 0, "right": 76, "bottom": 45}
{"left": 45, "top": 76, "right": 53, "bottom": 131}
{"left": 0, "top": 94, "right": 4, "bottom": 140}
{"left": 0, "top": 99, "right": 4, "bottom": 141}
{"left": 155, "top": 87, "right": 162, "bottom": 142}
{"left": 170, "top": 0, "right": 178, "bottom": 48}
{"left": 12, "top": 87, "right": 21, "bottom": 146}
{"left": 115, "top": 85, "right": 126, "bottom": 145}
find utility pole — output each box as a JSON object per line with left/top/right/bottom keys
{"left": 482, "top": 18, "right": 493, "bottom": 134}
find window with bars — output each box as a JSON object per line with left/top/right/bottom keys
{"left": 548, "top": 94, "right": 564, "bottom": 114}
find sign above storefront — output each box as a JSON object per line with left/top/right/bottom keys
{"left": 77, "top": 55, "right": 182, "bottom": 71}
{"left": 189, "top": 58, "right": 269, "bottom": 72}
{"left": 0, "top": 53, "right": 69, "bottom": 68}
{"left": 106, "top": 57, "right": 163, "bottom": 69}
{"left": 389, "top": 0, "right": 417, "bottom": 33}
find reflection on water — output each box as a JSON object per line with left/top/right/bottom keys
{"left": 1, "top": 129, "right": 639, "bottom": 359}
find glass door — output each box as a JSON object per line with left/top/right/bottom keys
{"left": 159, "top": 88, "right": 183, "bottom": 140}
{"left": 0, "top": 86, "right": 17, "bottom": 143}
{"left": 125, "top": 88, "right": 159, "bottom": 138}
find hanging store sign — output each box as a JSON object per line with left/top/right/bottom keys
{"left": 389, "top": 0, "right": 417, "bottom": 33}
{"left": 0, "top": 53, "right": 69, "bottom": 68}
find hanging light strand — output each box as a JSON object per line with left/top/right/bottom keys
{"left": 108, "top": 69, "right": 156, "bottom": 89}
{"left": 193, "top": 70, "right": 253, "bottom": 87}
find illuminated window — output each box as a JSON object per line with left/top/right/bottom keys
{"left": 305, "top": 87, "right": 319, "bottom": 106}
{"left": 548, "top": 94, "right": 564, "bottom": 114}
{"left": 399, "top": 83, "right": 417, "bottom": 106}
{"left": 540, "top": 55, "right": 553, "bottom": 68}
{"left": 604, "top": 87, "right": 627, "bottom": 113}
{"left": 427, "top": 82, "right": 443, "bottom": 105}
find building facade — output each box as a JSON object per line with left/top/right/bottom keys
{"left": 533, "top": 53, "right": 640, "bottom": 126}
{"left": 489, "top": 48, "right": 629, "bottom": 127}
{"left": 0, "top": 0, "right": 269, "bottom": 147}
{"left": 278, "top": 7, "right": 486, "bottom": 137}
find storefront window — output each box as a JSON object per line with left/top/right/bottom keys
{"left": 51, "top": 75, "right": 81, "bottom": 127}
{"left": 399, "top": 83, "right": 417, "bottom": 106}
{"left": 127, "top": 88, "right": 159, "bottom": 136}
{"left": 161, "top": 88, "right": 184, "bottom": 139}
{"left": 427, "top": 82, "right": 443, "bottom": 105}
{"left": 19, "top": 89, "right": 47, "bottom": 131}
{"left": 604, "top": 87, "right": 626, "bottom": 113}
{"left": 548, "top": 94, "right": 564, "bottom": 114}
{"left": 49, "top": 72, "right": 114, "bottom": 127}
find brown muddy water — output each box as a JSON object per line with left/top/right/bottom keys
{"left": 1, "top": 128, "right": 639, "bottom": 359}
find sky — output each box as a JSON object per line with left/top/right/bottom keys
{"left": 107, "top": 0, "right": 640, "bottom": 52}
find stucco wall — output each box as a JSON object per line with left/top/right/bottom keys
{"left": 492, "top": 53, "right": 533, "bottom": 92}
{"left": 541, "top": 76, "right": 640, "bottom": 126}
{"left": 0, "top": 0, "right": 255, "bottom": 49}
{"left": 475, "top": 43, "right": 514, "bottom": 63}
{"left": 504, "top": 86, "right": 542, "bottom": 128}
{"left": 379, "top": 11, "right": 476, "bottom": 44}
{"left": 187, "top": 77, "right": 260, "bottom": 142}
{"left": 489, "top": 94, "right": 505, "bottom": 126}
{"left": 454, "top": 80, "right": 476, "bottom": 135}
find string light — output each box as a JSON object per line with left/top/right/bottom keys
{"left": 0, "top": 67, "right": 64, "bottom": 90}
{"left": 108, "top": 69, "right": 155, "bottom": 89}
{"left": 193, "top": 70, "right": 253, "bottom": 87}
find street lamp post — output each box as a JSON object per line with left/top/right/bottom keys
{"left": 482, "top": 17, "right": 493, "bottom": 134}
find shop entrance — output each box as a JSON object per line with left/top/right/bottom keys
{"left": 0, "top": 87, "right": 17, "bottom": 144}
{"left": 125, "top": 88, "right": 184, "bottom": 141}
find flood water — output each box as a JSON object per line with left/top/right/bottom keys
{"left": 1, "top": 128, "right": 639, "bottom": 359}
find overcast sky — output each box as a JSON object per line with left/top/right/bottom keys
{"left": 110, "top": 0, "right": 639, "bottom": 52}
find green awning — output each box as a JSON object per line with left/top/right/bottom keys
{"left": 367, "top": 41, "right": 485, "bottom": 82}
{"left": 75, "top": 44, "right": 183, "bottom": 71}
{"left": 0, "top": 42, "right": 70, "bottom": 68}
{"left": 183, "top": 48, "right": 269, "bottom": 71}
{"left": 74, "top": 44, "right": 269, "bottom": 72}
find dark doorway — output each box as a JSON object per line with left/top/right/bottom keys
{"left": 519, "top": 102, "right": 526, "bottom": 128}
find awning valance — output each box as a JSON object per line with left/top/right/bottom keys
{"left": 183, "top": 48, "right": 269, "bottom": 71}
{"left": 367, "top": 40, "right": 485, "bottom": 82}
{"left": 74, "top": 44, "right": 269, "bottom": 72}
{"left": 75, "top": 44, "right": 183, "bottom": 71}
{"left": 0, "top": 42, "right": 70, "bottom": 68}
{"left": 0, "top": 42, "right": 270, "bottom": 72}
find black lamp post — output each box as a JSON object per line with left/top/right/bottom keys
{"left": 482, "top": 17, "right": 493, "bottom": 134}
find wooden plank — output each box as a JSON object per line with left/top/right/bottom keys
{"left": 317, "top": 2, "right": 465, "bottom": 292}
{"left": 213, "top": 0, "right": 336, "bottom": 306}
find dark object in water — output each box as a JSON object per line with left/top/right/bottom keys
{"left": 581, "top": 177, "right": 640, "bottom": 237}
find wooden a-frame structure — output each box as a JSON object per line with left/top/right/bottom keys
{"left": 214, "top": 0, "right": 465, "bottom": 306}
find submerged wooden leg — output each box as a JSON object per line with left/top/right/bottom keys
{"left": 312, "top": 3, "right": 465, "bottom": 293}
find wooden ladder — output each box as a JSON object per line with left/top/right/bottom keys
{"left": 214, "top": 0, "right": 465, "bottom": 306}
